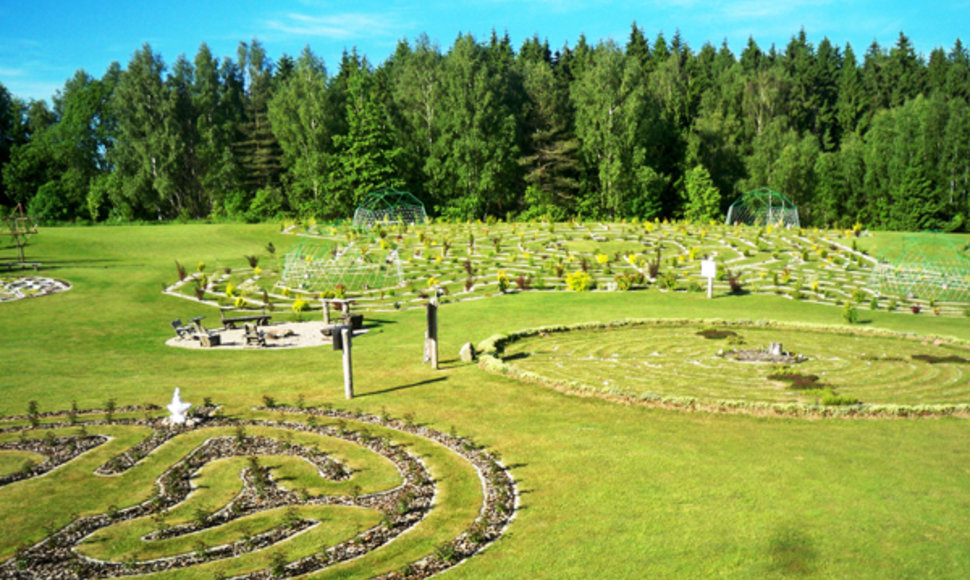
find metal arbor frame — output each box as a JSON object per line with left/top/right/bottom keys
{"left": 869, "top": 234, "right": 970, "bottom": 302}
{"left": 279, "top": 238, "right": 403, "bottom": 293}
{"left": 725, "top": 188, "right": 801, "bottom": 228}
{"left": 352, "top": 188, "right": 427, "bottom": 228}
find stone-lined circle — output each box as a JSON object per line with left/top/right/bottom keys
{"left": 479, "top": 319, "right": 970, "bottom": 417}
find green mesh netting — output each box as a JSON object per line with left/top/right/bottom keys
{"left": 352, "top": 188, "right": 427, "bottom": 228}
{"left": 869, "top": 234, "right": 970, "bottom": 302}
{"left": 279, "top": 239, "right": 403, "bottom": 292}
{"left": 725, "top": 187, "right": 800, "bottom": 228}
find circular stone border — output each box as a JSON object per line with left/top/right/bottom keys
{"left": 0, "top": 407, "right": 517, "bottom": 578}
{"left": 0, "top": 276, "right": 71, "bottom": 302}
{"left": 477, "top": 318, "right": 970, "bottom": 419}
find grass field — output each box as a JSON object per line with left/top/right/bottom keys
{"left": 1, "top": 223, "right": 970, "bottom": 578}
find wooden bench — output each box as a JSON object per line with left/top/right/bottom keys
{"left": 220, "top": 310, "right": 271, "bottom": 330}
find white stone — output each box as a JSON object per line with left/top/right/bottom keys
{"left": 459, "top": 342, "right": 477, "bottom": 362}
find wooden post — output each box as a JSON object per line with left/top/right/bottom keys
{"left": 322, "top": 299, "right": 331, "bottom": 325}
{"left": 341, "top": 327, "right": 354, "bottom": 399}
{"left": 426, "top": 301, "right": 438, "bottom": 370}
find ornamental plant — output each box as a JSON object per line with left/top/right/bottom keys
{"left": 497, "top": 270, "right": 510, "bottom": 293}
{"left": 842, "top": 300, "right": 859, "bottom": 324}
{"left": 565, "top": 270, "right": 593, "bottom": 291}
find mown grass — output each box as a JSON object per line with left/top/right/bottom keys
{"left": 499, "top": 321, "right": 970, "bottom": 405}
{"left": 1, "top": 223, "right": 970, "bottom": 578}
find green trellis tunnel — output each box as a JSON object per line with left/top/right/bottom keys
{"left": 725, "top": 187, "right": 801, "bottom": 228}
{"left": 869, "top": 234, "right": 970, "bottom": 302}
{"left": 352, "top": 188, "right": 427, "bottom": 228}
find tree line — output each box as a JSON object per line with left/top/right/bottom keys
{"left": 1, "top": 24, "right": 969, "bottom": 231}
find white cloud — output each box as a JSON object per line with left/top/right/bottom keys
{"left": 265, "top": 11, "right": 400, "bottom": 40}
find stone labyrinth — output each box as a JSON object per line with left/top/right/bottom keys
{"left": 0, "top": 406, "right": 516, "bottom": 578}
{"left": 485, "top": 320, "right": 970, "bottom": 413}
{"left": 0, "top": 276, "right": 71, "bottom": 302}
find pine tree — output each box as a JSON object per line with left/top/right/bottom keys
{"left": 330, "top": 55, "right": 404, "bottom": 216}
{"left": 234, "top": 40, "right": 283, "bottom": 198}
{"left": 517, "top": 36, "right": 581, "bottom": 219}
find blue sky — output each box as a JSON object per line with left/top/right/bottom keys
{"left": 2, "top": 0, "right": 968, "bottom": 103}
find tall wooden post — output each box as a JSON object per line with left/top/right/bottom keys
{"left": 322, "top": 299, "right": 331, "bottom": 325}
{"left": 341, "top": 326, "right": 354, "bottom": 399}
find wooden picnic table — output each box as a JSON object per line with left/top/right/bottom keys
{"left": 220, "top": 310, "right": 271, "bottom": 330}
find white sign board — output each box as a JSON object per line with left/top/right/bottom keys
{"left": 701, "top": 259, "right": 717, "bottom": 279}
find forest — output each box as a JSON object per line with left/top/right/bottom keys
{"left": 1, "top": 24, "right": 969, "bottom": 231}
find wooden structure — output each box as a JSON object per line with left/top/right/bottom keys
{"left": 3, "top": 205, "right": 38, "bottom": 264}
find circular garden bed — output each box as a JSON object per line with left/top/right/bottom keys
{"left": 478, "top": 320, "right": 970, "bottom": 417}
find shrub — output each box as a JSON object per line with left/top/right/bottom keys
{"left": 821, "top": 392, "right": 861, "bottom": 406}
{"left": 244, "top": 255, "right": 259, "bottom": 268}
{"left": 726, "top": 270, "right": 744, "bottom": 295}
{"left": 292, "top": 298, "right": 308, "bottom": 313}
{"left": 565, "top": 270, "right": 594, "bottom": 291}
{"left": 615, "top": 274, "right": 635, "bottom": 291}
{"left": 497, "top": 270, "right": 510, "bottom": 293}
{"left": 842, "top": 301, "right": 859, "bottom": 324}
{"left": 657, "top": 271, "right": 679, "bottom": 291}
{"left": 175, "top": 261, "right": 187, "bottom": 282}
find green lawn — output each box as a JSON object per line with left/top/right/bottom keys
{"left": 2, "top": 223, "right": 970, "bottom": 578}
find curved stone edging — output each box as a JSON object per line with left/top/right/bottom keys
{"left": 477, "top": 318, "right": 970, "bottom": 419}
{"left": 0, "top": 408, "right": 517, "bottom": 579}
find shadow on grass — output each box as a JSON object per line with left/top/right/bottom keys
{"left": 359, "top": 376, "right": 448, "bottom": 397}
{"left": 767, "top": 525, "right": 818, "bottom": 576}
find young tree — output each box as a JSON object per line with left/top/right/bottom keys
{"left": 683, "top": 165, "right": 721, "bottom": 223}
